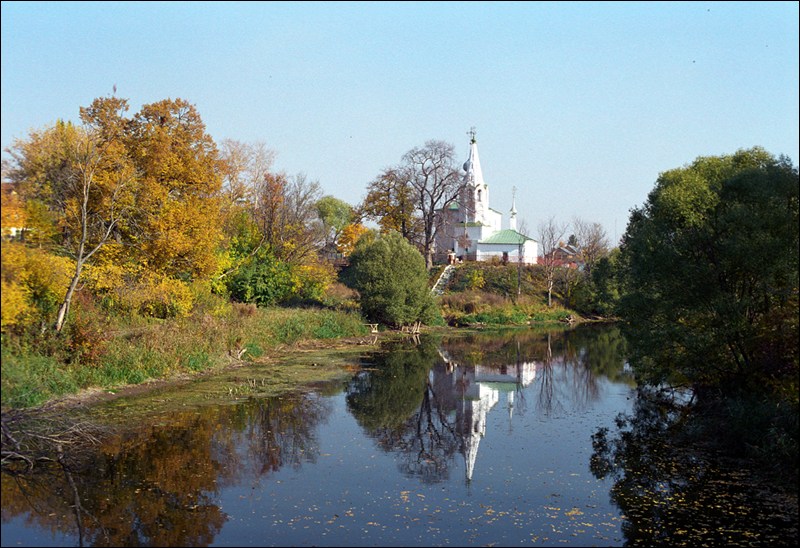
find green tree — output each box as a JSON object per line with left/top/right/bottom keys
{"left": 227, "top": 248, "right": 295, "bottom": 306}
{"left": 618, "top": 147, "right": 799, "bottom": 396}
{"left": 343, "top": 231, "right": 438, "bottom": 327}
{"left": 315, "top": 195, "right": 352, "bottom": 248}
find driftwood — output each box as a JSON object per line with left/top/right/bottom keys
{"left": 1, "top": 408, "right": 109, "bottom": 474}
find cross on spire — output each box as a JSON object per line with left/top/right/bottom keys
{"left": 468, "top": 126, "right": 477, "bottom": 143}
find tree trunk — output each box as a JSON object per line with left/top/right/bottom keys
{"left": 55, "top": 260, "right": 83, "bottom": 332}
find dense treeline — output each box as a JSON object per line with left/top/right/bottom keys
{"left": 1, "top": 96, "right": 344, "bottom": 333}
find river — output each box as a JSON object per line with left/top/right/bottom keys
{"left": 1, "top": 325, "right": 795, "bottom": 546}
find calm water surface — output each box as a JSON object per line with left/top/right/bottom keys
{"left": 2, "top": 326, "right": 794, "bottom": 546}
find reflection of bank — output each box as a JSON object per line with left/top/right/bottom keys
{"left": 443, "top": 354, "right": 538, "bottom": 482}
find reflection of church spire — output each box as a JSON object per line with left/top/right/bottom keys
{"left": 457, "top": 368, "right": 497, "bottom": 483}
{"left": 448, "top": 350, "right": 539, "bottom": 484}
{"left": 463, "top": 401, "right": 483, "bottom": 483}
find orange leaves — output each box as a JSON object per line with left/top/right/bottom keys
{"left": 0, "top": 184, "right": 26, "bottom": 238}
{"left": 337, "top": 223, "right": 369, "bottom": 257}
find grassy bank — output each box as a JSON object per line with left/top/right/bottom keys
{"left": 1, "top": 302, "right": 369, "bottom": 409}
{"left": 2, "top": 262, "right": 592, "bottom": 411}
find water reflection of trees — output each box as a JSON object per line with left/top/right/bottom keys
{"left": 1, "top": 326, "right": 635, "bottom": 546}
{"left": 346, "top": 326, "right": 632, "bottom": 485}
{"left": 346, "top": 338, "right": 461, "bottom": 483}
{"left": 590, "top": 387, "right": 798, "bottom": 546}
{"left": 1, "top": 391, "right": 332, "bottom": 547}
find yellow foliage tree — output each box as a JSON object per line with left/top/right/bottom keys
{"left": 336, "top": 223, "right": 369, "bottom": 257}
{"left": 0, "top": 241, "right": 74, "bottom": 331}
{"left": 0, "top": 184, "right": 25, "bottom": 239}
{"left": 126, "top": 98, "right": 224, "bottom": 282}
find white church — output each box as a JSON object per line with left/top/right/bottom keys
{"left": 436, "top": 131, "right": 538, "bottom": 264}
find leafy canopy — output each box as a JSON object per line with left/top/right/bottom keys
{"left": 344, "top": 231, "right": 438, "bottom": 327}
{"left": 618, "top": 147, "right": 798, "bottom": 396}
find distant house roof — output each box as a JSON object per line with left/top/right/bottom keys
{"left": 556, "top": 244, "right": 580, "bottom": 256}
{"left": 479, "top": 229, "right": 535, "bottom": 245}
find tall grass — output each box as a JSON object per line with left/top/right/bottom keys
{"left": 1, "top": 302, "right": 368, "bottom": 410}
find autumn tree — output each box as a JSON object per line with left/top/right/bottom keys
{"left": 212, "top": 139, "right": 279, "bottom": 286}
{"left": 126, "top": 98, "right": 224, "bottom": 282}
{"left": 253, "top": 171, "right": 324, "bottom": 263}
{"left": 0, "top": 182, "right": 25, "bottom": 239}
{"left": 3, "top": 122, "right": 80, "bottom": 248}
{"left": 360, "top": 166, "right": 422, "bottom": 245}
{"left": 226, "top": 171, "right": 332, "bottom": 305}
{"left": 336, "top": 222, "right": 369, "bottom": 257}
{"left": 4, "top": 97, "right": 138, "bottom": 331}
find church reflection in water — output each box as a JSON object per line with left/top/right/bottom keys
{"left": 436, "top": 349, "right": 539, "bottom": 482}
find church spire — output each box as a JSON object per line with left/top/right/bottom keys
{"left": 462, "top": 128, "right": 488, "bottom": 225}
{"left": 462, "top": 130, "right": 485, "bottom": 188}
{"left": 509, "top": 186, "right": 517, "bottom": 231}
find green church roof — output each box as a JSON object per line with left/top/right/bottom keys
{"left": 479, "top": 229, "right": 535, "bottom": 245}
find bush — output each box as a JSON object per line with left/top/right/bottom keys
{"left": 343, "top": 231, "right": 437, "bottom": 327}
{"left": 228, "top": 250, "right": 296, "bottom": 306}
{"left": 0, "top": 242, "right": 74, "bottom": 331}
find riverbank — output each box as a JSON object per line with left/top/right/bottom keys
{"left": 2, "top": 288, "right": 592, "bottom": 412}
{"left": 43, "top": 329, "right": 428, "bottom": 414}
{"left": 1, "top": 304, "right": 373, "bottom": 411}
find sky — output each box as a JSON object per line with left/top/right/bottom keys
{"left": 2, "top": 1, "right": 798, "bottom": 245}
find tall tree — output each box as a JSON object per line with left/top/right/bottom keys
{"left": 254, "top": 171, "right": 323, "bottom": 263}
{"left": 215, "top": 139, "right": 278, "bottom": 281}
{"left": 402, "top": 140, "right": 464, "bottom": 269}
{"left": 4, "top": 97, "right": 138, "bottom": 331}
{"left": 360, "top": 167, "right": 421, "bottom": 245}
{"left": 571, "top": 217, "right": 609, "bottom": 275}
{"left": 618, "top": 147, "right": 798, "bottom": 394}
{"left": 218, "top": 139, "right": 275, "bottom": 206}
{"left": 126, "top": 98, "right": 224, "bottom": 280}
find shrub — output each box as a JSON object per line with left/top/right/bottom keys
{"left": 343, "top": 231, "right": 436, "bottom": 327}
{"left": 227, "top": 249, "right": 296, "bottom": 306}
{"left": 0, "top": 242, "right": 74, "bottom": 331}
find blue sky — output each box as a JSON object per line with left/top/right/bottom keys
{"left": 2, "top": 1, "right": 798, "bottom": 244}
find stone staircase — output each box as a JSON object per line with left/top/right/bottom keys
{"left": 431, "top": 264, "right": 457, "bottom": 296}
